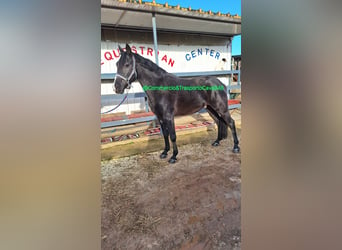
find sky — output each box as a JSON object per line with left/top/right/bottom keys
{"left": 154, "top": 0, "right": 241, "bottom": 55}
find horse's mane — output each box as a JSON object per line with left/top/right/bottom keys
{"left": 134, "top": 53, "right": 167, "bottom": 74}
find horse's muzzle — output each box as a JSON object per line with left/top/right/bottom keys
{"left": 113, "top": 82, "right": 124, "bottom": 94}
{"left": 114, "top": 87, "right": 124, "bottom": 94}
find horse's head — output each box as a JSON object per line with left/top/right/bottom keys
{"left": 113, "top": 44, "right": 137, "bottom": 94}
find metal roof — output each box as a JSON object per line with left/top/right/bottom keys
{"left": 101, "top": 0, "right": 241, "bottom": 37}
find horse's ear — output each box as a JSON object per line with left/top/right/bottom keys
{"left": 118, "top": 45, "right": 124, "bottom": 53}
{"left": 125, "top": 44, "right": 132, "bottom": 54}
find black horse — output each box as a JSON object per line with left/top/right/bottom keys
{"left": 114, "top": 44, "right": 240, "bottom": 163}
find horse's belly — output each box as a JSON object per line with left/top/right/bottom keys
{"left": 174, "top": 101, "right": 205, "bottom": 116}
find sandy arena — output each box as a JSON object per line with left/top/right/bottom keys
{"left": 101, "top": 126, "right": 241, "bottom": 249}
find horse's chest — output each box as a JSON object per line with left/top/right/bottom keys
{"left": 146, "top": 94, "right": 175, "bottom": 114}
{"left": 146, "top": 95, "right": 161, "bottom": 113}
{"left": 147, "top": 99, "right": 156, "bottom": 112}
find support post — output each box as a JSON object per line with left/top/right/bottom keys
{"left": 228, "top": 39, "right": 232, "bottom": 98}
{"left": 152, "top": 13, "right": 159, "bottom": 65}
{"left": 152, "top": 12, "right": 159, "bottom": 130}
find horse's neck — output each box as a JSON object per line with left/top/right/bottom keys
{"left": 136, "top": 57, "right": 164, "bottom": 87}
{"left": 135, "top": 60, "right": 163, "bottom": 111}
{"left": 137, "top": 71, "right": 158, "bottom": 107}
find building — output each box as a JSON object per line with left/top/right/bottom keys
{"left": 101, "top": 0, "right": 241, "bottom": 115}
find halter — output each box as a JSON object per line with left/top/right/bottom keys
{"left": 114, "top": 55, "right": 137, "bottom": 89}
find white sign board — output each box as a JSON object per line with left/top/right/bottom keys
{"left": 101, "top": 42, "right": 231, "bottom": 73}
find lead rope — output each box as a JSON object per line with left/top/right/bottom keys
{"left": 101, "top": 91, "right": 129, "bottom": 114}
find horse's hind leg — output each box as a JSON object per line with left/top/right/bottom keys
{"left": 207, "top": 109, "right": 220, "bottom": 146}
{"left": 221, "top": 111, "right": 240, "bottom": 153}
{"left": 207, "top": 106, "right": 227, "bottom": 146}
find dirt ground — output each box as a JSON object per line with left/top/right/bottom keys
{"left": 101, "top": 135, "right": 241, "bottom": 250}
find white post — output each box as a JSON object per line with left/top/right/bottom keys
{"left": 152, "top": 13, "right": 159, "bottom": 65}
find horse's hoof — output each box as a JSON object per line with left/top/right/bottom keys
{"left": 160, "top": 153, "right": 168, "bottom": 159}
{"left": 212, "top": 141, "right": 220, "bottom": 147}
{"left": 168, "top": 157, "right": 177, "bottom": 164}
{"left": 233, "top": 146, "right": 240, "bottom": 153}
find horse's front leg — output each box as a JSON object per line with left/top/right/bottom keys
{"left": 167, "top": 118, "right": 178, "bottom": 164}
{"left": 159, "top": 120, "right": 170, "bottom": 159}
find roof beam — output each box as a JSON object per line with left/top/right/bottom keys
{"left": 101, "top": 2, "right": 241, "bottom": 25}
